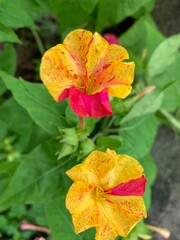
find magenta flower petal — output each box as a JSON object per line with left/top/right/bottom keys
{"left": 106, "top": 175, "right": 147, "bottom": 196}
{"left": 68, "top": 87, "right": 112, "bottom": 117}
{"left": 103, "top": 33, "right": 120, "bottom": 45}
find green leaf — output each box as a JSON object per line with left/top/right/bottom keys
{"left": 139, "top": 155, "right": 157, "bottom": 186}
{"left": 120, "top": 89, "right": 163, "bottom": 124}
{"left": 45, "top": 197, "right": 83, "bottom": 240}
{"left": 96, "top": 136, "right": 121, "bottom": 151}
{"left": 0, "top": 120, "right": 7, "bottom": 141}
{"left": 0, "top": 80, "right": 6, "bottom": 96}
{"left": 147, "top": 35, "right": 180, "bottom": 111}
{"left": 117, "top": 115, "right": 158, "bottom": 159}
{"left": 143, "top": 182, "right": 151, "bottom": 210}
{"left": 0, "top": 23, "right": 21, "bottom": 43}
{"left": 48, "top": 0, "right": 95, "bottom": 38}
{"left": 0, "top": 145, "right": 73, "bottom": 210}
{"left": 0, "top": 97, "right": 48, "bottom": 152}
{"left": 0, "top": 71, "right": 67, "bottom": 135}
{"left": 0, "top": 1, "right": 36, "bottom": 29}
{"left": 96, "top": 0, "right": 152, "bottom": 32}
{"left": 120, "top": 15, "right": 164, "bottom": 60}
{"left": 78, "top": 0, "right": 98, "bottom": 14}
{"left": 147, "top": 34, "right": 180, "bottom": 78}
{"left": 0, "top": 44, "right": 17, "bottom": 75}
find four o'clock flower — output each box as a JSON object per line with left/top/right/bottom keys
{"left": 40, "top": 29, "right": 135, "bottom": 118}
{"left": 66, "top": 149, "right": 147, "bottom": 240}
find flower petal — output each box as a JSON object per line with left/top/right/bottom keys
{"left": 97, "top": 198, "right": 143, "bottom": 238}
{"left": 106, "top": 175, "right": 147, "bottom": 196}
{"left": 85, "top": 32, "right": 109, "bottom": 93}
{"left": 67, "top": 150, "right": 115, "bottom": 186}
{"left": 63, "top": 29, "right": 93, "bottom": 79}
{"left": 68, "top": 87, "right": 112, "bottom": 117}
{"left": 103, "top": 195, "right": 147, "bottom": 218}
{"left": 108, "top": 84, "right": 132, "bottom": 98}
{"left": 66, "top": 182, "right": 99, "bottom": 233}
{"left": 40, "top": 44, "right": 81, "bottom": 101}
{"left": 101, "top": 150, "right": 144, "bottom": 190}
{"left": 66, "top": 163, "right": 88, "bottom": 183}
{"left": 104, "top": 44, "right": 129, "bottom": 64}
{"left": 86, "top": 43, "right": 130, "bottom": 95}
{"left": 94, "top": 61, "right": 135, "bottom": 98}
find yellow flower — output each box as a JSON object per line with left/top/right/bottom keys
{"left": 66, "top": 149, "right": 147, "bottom": 240}
{"left": 40, "top": 29, "right": 135, "bottom": 117}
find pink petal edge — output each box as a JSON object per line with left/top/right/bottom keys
{"left": 59, "top": 86, "right": 112, "bottom": 117}
{"left": 105, "top": 175, "right": 147, "bottom": 196}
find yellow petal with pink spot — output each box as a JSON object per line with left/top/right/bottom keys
{"left": 104, "top": 195, "right": 147, "bottom": 218}
{"left": 93, "top": 61, "right": 135, "bottom": 97}
{"left": 97, "top": 198, "right": 143, "bottom": 238}
{"left": 66, "top": 182, "right": 99, "bottom": 233}
{"left": 40, "top": 44, "right": 81, "bottom": 101}
{"left": 100, "top": 150, "right": 144, "bottom": 190}
{"left": 63, "top": 29, "right": 93, "bottom": 79}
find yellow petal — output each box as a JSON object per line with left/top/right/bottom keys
{"left": 63, "top": 29, "right": 93, "bottom": 80}
{"left": 101, "top": 150, "right": 144, "bottom": 190}
{"left": 108, "top": 85, "right": 132, "bottom": 98}
{"left": 83, "top": 150, "right": 115, "bottom": 186}
{"left": 86, "top": 43, "right": 130, "bottom": 95}
{"left": 104, "top": 44, "right": 129, "bottom": 65}
{"left": 94, "top": 61, "right": 135, "bottom": 98}
{"left": 66, "top": 163, "right": 88, "bottom": 183}
{"left": 40, "top": 44, "right": 81, "bottom": 101}
{"left": 66, "top": 150, "right": 115, "bottom": 186}
{"left": 103, "top": 195, "right": 147, "bottom": 218}
{"left": 95, "top": 215, "right": 117, "bottom": 240}
{"left": 85, "top": 32, "right": 109, "bottom": 93}
{"left": 97, "top": 198, "right": 143, "bottom": 238}
{"left": 66, "top": 182, "right": 99, "bottom": 233}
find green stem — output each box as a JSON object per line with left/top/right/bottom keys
{"left": 158, "top": 109, "right": 180, "bottom": 133}
{"left": 79, "top": 117, "right": 85, "bottom": 131}
{"left": 31, "top": 28, "right": 45, "bottom": 55}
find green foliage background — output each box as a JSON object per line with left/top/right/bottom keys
{"left": 0, "top": 0, "right": 180, "bottom": 239}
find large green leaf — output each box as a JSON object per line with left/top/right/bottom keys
{"left": 0, "top": 23, "right": 21, "bottom": 43}
{"left": 46, "top": 197, "right": 83, "bottom": 240}
{"left": 48, "top": 0, "right": 98, "bottom": 38}
{"left": 46, "top": 197, "right": 96, "bottom": 240}
{"left": 0, "top": 97, "right": 47, "bottom": 152}
{"left": 117, "top": 114, "right": 158, "bottom": 159}
{"left": 0, "top": 145, "right": 73, "bottom": 210}
{"left": 147, "top": 34, "right": 180, "bottom": 79}
{"left": 0, "top": 71, "right": 67, "bottom": 135}
{"left": 0, "top": 44, "right": 17, "bottom": 75}
{"left": 139, "top": 155, "right": 157, "bottom": 187}
{"left": 120, "top": 89, "right": 163, "bottom": 124}
{"left": 120, "top": 15, "right": 164, "bottom": 60}
{"left": 147, "top": 35, "right": 180, "bottom": 111}
{"left": 96, "top": 0, "right": 152, "bottom": 32}
{"left": 0, "top": 1, "right": 35, "bottom": 29}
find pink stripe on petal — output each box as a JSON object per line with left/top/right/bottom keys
{"left": 105, "top": 175, "right": 146, "bottom": 197}
{"left": 69, "top": 87, "right": 112, "bottom": 117}
{"left": 58, "top": 88, "right": 70, "bottom": 101}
